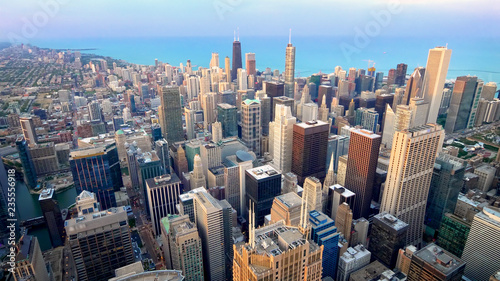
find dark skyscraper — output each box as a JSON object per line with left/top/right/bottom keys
{"left": 69, "top": 142, "right": 123, "bottom": 210}
{"left": 217, "top": 103, "right": 238, "bottom": 138}
{"left": 245, "top": 165, "right": 282, "bottom": 226}
{"left": 16, "top": 136, "right": 37, "bottom": 189}
{"left": 231, "top": 37, "right": 242, "bottom": 82}
{"left": 291, "top": 120, "right": 329, "bottom": 186}
{"left": 395, "top": 63, "right": 408, "bottom": 86}
{"left": 160, "top": 86, "right": 184, "bottom": 144}
{"left": 39, "top": 188, "right": 65, "bottom": 247}
{"left": 345, "top": 128, "right": 381, "bottom": 219}
{"left": 318, "top": 85, "right": 334, "bottom": 110}
{"left": 369, "top": 212, "right": 409, "bottom": 269}
{"left": 444, "top": 76, "right": 479, "bottom": 134}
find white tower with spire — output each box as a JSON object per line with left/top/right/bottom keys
{"left": 190, "top": 154, "right": 206, "bottom": 189}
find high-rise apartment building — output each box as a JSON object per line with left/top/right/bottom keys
{"left": 422, "top": 47, "right": 452, "bottom": 124}
{"left": 160, "top": 86, "right": 184, "bottom": 144}
{"left": 161, "top": 215, "right": 204, "bottom": 281}
{"left": 65, "top": 207, "right": 134, "bottom": 281}
{"left": 146, "top": 174, "right": 182, "bottom": 236}
{"left": 381, "top": 124, "right": 444, "bottom": 246}
{"left": 291, "top": 120, "right": 329, "bottom": 185}
{"left": 284, "top": 38, "right": 296, "bottom": 98}
{"left": 269, "top": 104, "right": 296, "bottom": 173}
{"left": 344, "top": 128, "right": 381, "bottom": 219}
{"left": 70, "top": 142, "right": 123, "bottom": 210}
{"left": 461, "top": 206, "right": 500, "bottom": 281}
{"left": 241, "top": 99, "right": 261, "bottom": 156}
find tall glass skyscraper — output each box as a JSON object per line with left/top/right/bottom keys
{"left": 160, "top": 86, "right": 184, "bottom": 144}
{"left": 231, "top": 37, "right": 242, "bottom": 82}
{"left": 284, "top": 38, "right": 296, "bottom": 98}
{"left": 69, "top": 142, "right": 123, "bottom": 210}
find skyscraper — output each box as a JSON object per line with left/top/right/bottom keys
{"left": 39, "top": 188, "right": 65, "bottom": 248}
{"left": 344, "top": 128, "right": 381, "bottom": 219}
{"left": 461, "top": 206, "right": 500, "bottom": 281}
{"left": 368, "top": 213, "right": 409, "bottom": 269}
{"left": 190, "top": 154, "right": 206, "bottom": 189}
{"left": 245, "top": 165, "right": 282, "bottom": 226}
{"left": 194, "top": 192, "right": 228, "bottom": 281}
{"left": 395, "top": 63, "right": 408, "bottom": 87}
{"left": 270, "top": 191, "right": 303, "bottom": 226}
{"left": 309, "top": 210, "right": 340, "bottom": 279}
{"left": 424, "top": 153, "right": 466, "bottom": 233}
{"left": 245, "top": 53, "right": 256, "bottom": 76}
{"left": 160, "top": 86, "right": 184, "bottom": 144}
{"left": 407, "top": 244, "right": 465, "bottom": 281}
{"left": 88, "top": 100, "right": 102, "bottom": 121}
{"left": 380, "top": 124, "right": 444, "bottom": 246}
{"left": 65, "top": 207, "right": 134, "bottom": 281}
{"left": 70, "top": 142, "right": 123, "bottom": 210}
{"left": 402, "top": 67, "right": 426, "bottom": 105}
{"left": 13, "top": 235, "right": 50, "bottom": 281}
{"left": 269, "top": 104, "right": 296, "bottom": 173}
{"left": 217, "top": 103, "right": 238, "bottom": 138}
{"left": 241, "top": 99, "right": 261, "bottom": 156}
{"left": 146, "top": 174, "right": 182, "bottom": 236}
{"left": 210, "top": 52, "right": 219, "bottom": 68}
{"left": 444, "top": 76, "right": 479, "bottom": 133}
{"left": 20, "top": 117, "right": 38, "bottom": 145}
{"left": 422, "top": 47, "right": 452, "bottom": 124}
{"left": 225, "top": 56, "right": 231, "bottom": 83}
{"left": 303, "top": 177, "right": 323, "bottom": 212}
{"left": 291, "top": 120, "right": 329, "bottom": 185}
{"left": 284, "top": 33, "right": 296, "bottom": 98}
{"left": 16, "top": 136, "right": 37, "bottom": 188}
{"left": 336, "top": 202, "right": 353, "bottom": 243}
{"left": 161, "top": 215, "right": 204, "bottom": 280}
{"left": 231, "top": 36, "right": 242, "bottom": 82}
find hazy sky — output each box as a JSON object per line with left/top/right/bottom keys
{"left": 1, "top": 0, "right": 499, "bottom": 41}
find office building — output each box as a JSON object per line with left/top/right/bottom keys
{"left": 344, "top": 128, "right": 381, "bottom": 219}
{"left": 282, "top": 172, "right": 298, "bottom": 194}
{"left": 337, "top": 245, "right": 371, "bottom": 281}
{"left": 65, "top": 207, "right": 134, "bottom": 281}
{"left": 161, "top": 215, "right": 204, "bottom": 280}
{"left": 241, "top": 99, "right": 261, "bottom": 155}
{"left": 291, "top": 120, "right": 329, "bottom": 185}
{"left": 336, "top": 202, "right": 353, "bottom": 243}
{"left": 155, "top": 138, "right": 171, "bottom": 174}
{"left": 423, "top": 47, "right": 452, "bottom": 124}
{"left": 190, "top": 154, "right": 206, "bottom": 190}
{"left": 160, "top": 86, "right": 184, "bottom": 144}
{"left": 474, "top": 164, "right": 496, "bottom": 192}
{"left": 28, "top": 142, "right": 59, "bottom": 176}
{"left": 178, "top": 187, "right": 207, "bottom": 223}
{"left": 481, "top": 82, "right": 497, "bottom": 101}
{"left": 233, "top": 220, "right": 323, "bottom": 281}
{"left": 202, "top": 92, "right": 217, "bottom": 129}
{"left": 395, "top": 63, "right": 408, "bottom": 86}
{"left": 194, "top": 192, "right": 230, "bottom": 281}
{"left": 425, "top": 153, "right": 466, "bottom": 232}
{"left": 13, "top": 235, "right": 49, "bottom": 281}
{"left": 461, "top": 206, "right": 500, "bottom": 281}
{"left": 20, "top": 117, "right": 38, "bottom": 145}
{"left": 445, "top": 76, "right": 479, "bottom": 133}
{"left": 436, "top": 213, "right": 471, "bottom": 258}
{"left": 381, "top": 124, "right": 444, "bottom": 246}
{"left": 88, "top": 100, "right": 102, "bottom": 121}
{"left": 309, "top": 210, "right": 340, "bottom": 279}
{"left": 273, "top": 96, "right": 295, "bottom": 117}
{"left": 270, "top": 191, "right": 303, "bottom": 226}
{"left": 369, "top": 213, "right": 409, "bottom": 268}
{"left": 245, "top": 165, "right": 281, "bottom": 226}
{"left": 303, "top": 177, "right": 323, "bottom": 212}
{"left": 269, "top": 104, "right": 296, "bottom": 173}
{"left": 245, "top": 53, "right": 256, "bottom": 75}
{"left": 396, "top": 246, "right": 418, "bottom": 275}
{"left": 407, "top": 244, "right": 465, "bottom": 281}
{"left": 217, "top": 103, "right": 238, "bottom": 138}
{"left": 325, "top": 184, "right": 355, "bottom": 219}
{"left": 225, "top": 151, "right": 254, "bottom": 216}
{"left": 109, "top": 263, "right": 184, "bottom": 281}
{"left": 70, "top": 142, "right": 123, "bottom": 210}
{"left": 231, "top": 37, "right": 242, "bottom": 82}
{"left": 146, "top": 174, "right": 182, "bottom": 236}
{"left": 38, "top": 188, "right": 65, "bottom": 248}
{"left": 284, "top": 38, "right": 296, "bottom": 98}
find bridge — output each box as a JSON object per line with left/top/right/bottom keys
{"left": 20, "top": 216, "right": 45, "bottom": 228}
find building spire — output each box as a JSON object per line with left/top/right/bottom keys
{"left": 234, "top": 30, "right": 236, "bottom": 41}
{"left": 289, "top": 28, "right": 292, "bottom": 44}
{"left": 237, "top": 27, "right": 240, "bottom": 41}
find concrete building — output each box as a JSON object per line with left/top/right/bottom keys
{"left": 109, "top": 262, "right": 184, "bottom": 281}
{"left": 13, "top": 235, "right": 49, "bottom": 281}
{"left": 270, "top": 191, "right": 303, "bottom": 226}
{"left": 337, "top": 245, "right": 371, "bottom": 281}
{"left": 29, "top": 142, "right": 59, "bottom": 175}
{"left": 241, "top": 99, "right": 261, "bottom": 156}
{"left": 161, "top": 215, "right": 204, "bottom": 280}
{"left": 336, "top": 202, "right": 353, "bottom": 243}
{"left": 65, "top": 207, "right": 134, "bottom": 281}
{"left": 461, "top": 207, "right": 500, "bottom": 281}
{"left": 396, "top": 245, "right": 418, "bottom": 275}
{"left": 381, "top": 124, "right": 444, "bottom": 246}
{"left": 269, "top": 104, "right": 296, "bottom": 173}
{"left": 474, "top": 164, "right": 496, "bottom": 192}
{"left": 325, "top": 184, "right": 355, "bottom": 220}
{"left": 20, "top": 116, "right": 38, "bottom": 145}
{"left": 407, "top": 244, "right": 465, "bottom": 281}
{"left": 245, "top": 165, "right": 282, "bottom": 226}
{"left": 146, "top": 174, "right": 182, "bottom": 236}
{"left": 303, "top": 177, "right": 324, "bottom": 212}
{"left": 190, "top": 154, "right": 206, "bottom": 190}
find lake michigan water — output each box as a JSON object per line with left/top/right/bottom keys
{"left": 31, "top": 36, "right": 500, "bottom": 84}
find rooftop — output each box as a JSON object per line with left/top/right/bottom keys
{"left": 413, "top": 244, "right": 465, "bottom": 276}
{"left": 374, "top": 212, "right": 409, "bottom": 231}
{"left": 275, "top": 192, "right": 303, "bottom": 209}
{"left": 65, "top": 207, "right": 128, "bottom": 235}
{"left": 246, "top": 165, "right": 280, "bottom": 180}
{"left": 330, "top": 184, "right": 355, "bottom": 198}
{"left": 39, "top": 188, "right": 55, "bottom": 201}
{"left": 294, "top": 119, "right": 329, "bottom": 129}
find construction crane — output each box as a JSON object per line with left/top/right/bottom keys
{"left": 363, "top": 59, "right": 375, "bottom": 69}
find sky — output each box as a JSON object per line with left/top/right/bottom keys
{"left": 1, "top": 0, "right": 499, "bottom": 41}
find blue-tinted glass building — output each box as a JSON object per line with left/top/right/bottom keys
{"left": 16, "top": 136, "right": 37, "bottom": 189}
{"left": 69, "top": 142, "right": 123, "bottom": 210}
{"left": 309, "top": 210, "right": 339, "bottom": 279}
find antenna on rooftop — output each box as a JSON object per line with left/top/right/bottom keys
{"left": 234, "top": 30, "right": 236, "bottom": 41}
{"left": 289, "top": 28, "right": 292, "bottom": 44}
{"left": 237, "top": 27, "right": 240, "bottom": 41}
